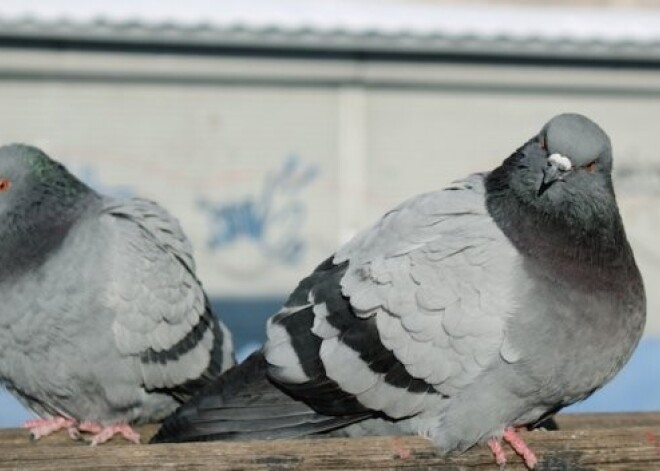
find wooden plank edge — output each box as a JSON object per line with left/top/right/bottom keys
{"left": 1, "top": 424, "right": 660, "bottom": 470}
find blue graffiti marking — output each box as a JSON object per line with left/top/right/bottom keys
{"left": 198, "top": 155, "right": 319, "bottom": 265}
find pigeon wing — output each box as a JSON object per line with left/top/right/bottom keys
{"left": 103, "top": 198, "right": 234, "bottom": 396}
{"left": 265, "top": 174, "right": 520, "bottom": 419}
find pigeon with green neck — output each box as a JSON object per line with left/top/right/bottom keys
{"left": 0, "top": 145, "right": 234, "bottom": 445}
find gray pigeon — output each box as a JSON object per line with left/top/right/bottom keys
{"left": 151, "top": 114, "right": 645, "bottom": 469}
{"left": 0, "top": 145, "right": 235, "bottom": 445}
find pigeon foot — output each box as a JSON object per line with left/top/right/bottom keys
{"left": 487, "top": 428, "right": 538, "bottom": 469}
{"left": 24, "top": 417, "right": 77, "bottom": 440}
{"left": 79, "top": 422, "right": 141, "bottom": 445}
{"left": 487, "top": 437, "right": 507, "bottom": 469}
{"left": 503, "top": 427, "right": 538, "bottom": 469}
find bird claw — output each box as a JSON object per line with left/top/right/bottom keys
{"left": 84, "top": 423, "right": 141, "bottom": 446}
{"left": 23, "top": 417, "right": 76, "bottom": 440}
{"left": 504, "top": 428, "right": 538, "bottom": 469}
{"left": 488, "top": 437, "right": 507, "bottom": 468}
{"left": 488, "top": 428, "right": 538, "bottom": 470}
{"left": 78, "top": 421, "right": 103, "bottom": 434}
{"left": 23, "top": 418, "right": 141, "bottom": 445}
{"left": 67, "top": 426, "right": 83, "bottom": 441}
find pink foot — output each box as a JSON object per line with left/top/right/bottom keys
{"left": 78, "top": 421, "right": 103, "bottom": 434}
{"left": 23, "top": 417, "right": 77, "bottom": 440}
{"left": 488, "top": 437, "right": 507, "bottom": 469}
{"left": 80, "top": 422, "right": 141, "bottom": 446}
{"left": 503, "top": 428, "right": 538, "bottom": 469}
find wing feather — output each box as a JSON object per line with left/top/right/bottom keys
{"left": 103, "top": 198, "right": 234, "bottom": 395}
{"left": 265, "top": 174, "right": 520, "bottom": 418}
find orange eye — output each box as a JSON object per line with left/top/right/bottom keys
{"left": 0, "top": 178, "right": 10, "bottom": 192}
{"left": 584, "top": 161, "right": 597, "bottom": 173}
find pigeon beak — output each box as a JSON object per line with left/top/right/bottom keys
{"left": 543, "top": 163, "right": 561, "bottom": 184}
{"left": 538, "top": 164, "right": 561, "bottom": 196}
{"left": 538, "top": 154, "right": 572, "bottom": 196}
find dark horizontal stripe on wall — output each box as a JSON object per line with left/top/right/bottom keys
{"left": 1, "top": 35, "right": 660, "bottom": 70}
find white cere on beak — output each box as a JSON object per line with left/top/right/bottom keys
{"left": 548, "top": 153, "right": 572, "bottom": 171}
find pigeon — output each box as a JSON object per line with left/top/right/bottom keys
{"left": 0, "top": 144, "right": 235, "bottom": 445}
{"left": 151, "top": 113, "right": 645, "bottom": 469}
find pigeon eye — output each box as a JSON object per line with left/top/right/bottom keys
{"left": 0, "top": 178, "right": 11, "bottom": 192}
{"left": 584, "top": 161, "right": 597, "bottom": 173}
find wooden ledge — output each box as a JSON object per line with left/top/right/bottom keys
{"left": 1, "top": 413, "right": 659, "bottom": 470}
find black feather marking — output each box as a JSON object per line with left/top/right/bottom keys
{"left": 268, "top": 257, "right": 439, "bottom": 420}
{"left": 308, "top": 259, "right": 438, "bottom": 394}
{"left": 147, "top": 296, "right": 229, "bottom": 401}
{"left": 280, "top": 256, "right": 336, "bottom": 308}
{"left": 139, "top": 311, "right": 211, "bottom": 366}
{"left": 267, "top": 258, "right": 370, "bottom": 416}
{"left": 275, "top": 309, "right": 323, "bottom": 379}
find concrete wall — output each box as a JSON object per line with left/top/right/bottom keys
{"left": 0, "top": 47, "right": 659, "bottom": 332}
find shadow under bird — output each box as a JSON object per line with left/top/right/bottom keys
{"left": 152, "top": 113, "right": 645, "bottom": 469}
{"left": 0, "top": 145, "right": 235, "bottom": 445}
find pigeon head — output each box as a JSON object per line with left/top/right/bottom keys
{"left": 507, "top": 113, "right": 614, "bottom": 206}
{"left": 0, "top": 144, "right": 94, "bottom": 215}
{"left": 538, "top": 113, "right": 613, "bottom": 197}
{"left": 488, "top": 113, "right": 617, "bottom": 220}
{"left": 0, "top": 144, "right": 97, "bottom": 271}
{"left": 486, "top": 113, "right": 627, "bottom": 271}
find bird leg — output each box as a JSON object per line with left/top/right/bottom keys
{"left": 502, "top": 427, "right": 538, "bottom": 469}
{"left": 78, "top": 421, "right": 141, "bottom": 445}
{"left": 23, "top": 417, "right": 77, "bottom": 440}
{"left": 487, "top": 437, "right": 507, "bottom": 469}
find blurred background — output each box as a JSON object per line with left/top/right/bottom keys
{"left": 0, "top": 0, "right": 659, "bottom": 426}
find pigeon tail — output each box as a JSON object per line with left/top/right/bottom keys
{"left": 151, "top": 350, "right": 370, "bottom": 443}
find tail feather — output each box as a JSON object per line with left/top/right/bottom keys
{"left": 151, "top": 351, "right": 369, "bottom": 443}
